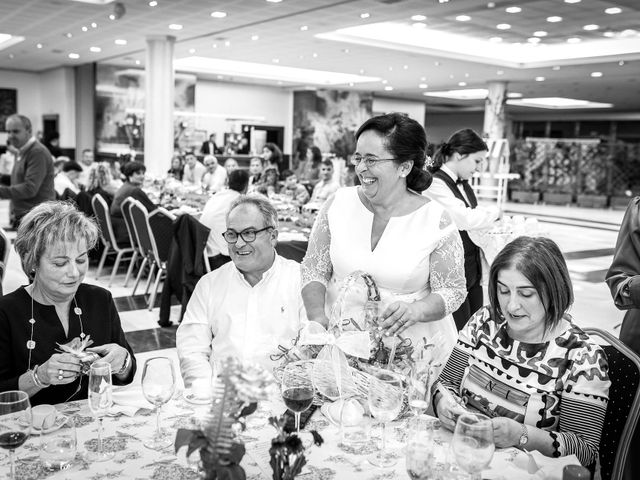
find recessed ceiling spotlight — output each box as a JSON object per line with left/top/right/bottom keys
{"left": 217, "top": 75, "right": 223, "bottom": 80}
{"left": 434, "top": 61, "right": 441, "bottom": 66}
{"left": 449, "top": 74, "right": 454, "bottom": 79}
{"left": 564, "top": 0, "right": 581, "bottom": 3}
{"left": 567, "top": 37, "right": 581, "bottom": 43}
{"left": 91, "top": 22, "right": 97, "bottom": 28}
{"left": 109, "top": 14, "right": 115, "bottom": 20}
{"left": 300, "top": 25, "right": 308, "bottom": 31}
{"left": 36, "top": 43, "right": 43, "bottom": 49}
{"left": 68, "top": 53, "right": 80, "bottom": 59}
{"left": 591, "top": 71, "right": 603, "bottom": 77}
{"left": 552, "top": 65, "right": 561, "bottom": 70}
{"left": 412, "top": 22, "right": 427, "bottom": 28}
{"left": 359, "top": 69, "right": 365, "bottom": 74}
{"left": 507, "top": 92, "right": 523, "bottom": 98}
{"left": 487, "top": 2, "right": 496, "bottom": 7}
{"left": 224, "top": 40, "right": 231, "bottom": 47}
{"left": 82, "top": 26, "right": 88, "bottom": 32}
{"left": 420, "top": 76, "right": 426, "bottom": 81}
{"left": 342, "top": 48, "right": 350, "bottom": 53}
{"left": 489, "top": 36, "right": 503, "bottom": 42}
{"left": 497, "top": 70, "right": 504, "bottom": 75}
{"left": 381, "top": 79, "right": 388, "bottom": 84}
{"left": 419, "top": 83, "right": 428, "bottom": 88}
{"left": 65, "top": 32, "right": 73, "bottom": 38}
{"left": 272, "top": 58, "right": 279, "bottom": 63}
{"left": 277, "top": 80, "right": 283, "bottom": 85}
{"left": 251, "top": 35, "right": 259, "bottom": 41}
{"left": 547, "top": 16, "right": 562, "bottom": 22}
{"left": 169, "top": 24, "right": 183, "bottom": 30}
{"left": 506, "top": 6, "right": 521, "bottom": 13}
{"left": 535, "top": 76, "right": 545, "bottom": 81}
{"left": 312, "top": 52, "right": 318, "bottom": 58}
{"left": 212, "top": 43, "right": 218, "bottom": 48}
{"left": 8, "top": 53, "right": 14, "bottom": 59}
{"left": 189, "top": 48, "right": 196, "bottom": 53}
{"left": 360, "top": 13, "right": 370, "bottom": 19}
{"left": 348, "top": 82, "right": 354, "bottom": 87}
{"left": 149, "top": 0, "right": 157, "bottom": 6}
{"left": 603, "top": 31, "right": 615, "bottom": 37}
{"left": 619, "top": 60, "right": 625, "bottom": 66}
{"left": 211, "top": 11, "right": 227, "bottom": 18}
{"left": 605, "top": 7, "right": 622, "bottom": 14}
{"left": 384, "top": 86, "right": 394, "bottom": 91}
{"left": 456, "top": 15, "right": 471, "bottom": 21}
{"left": 458, "top": 81, "right": 467, "bottom": 86}
{"left": 135, "top": 60, "right": 141, "bottom": 65}
{"left": 583, "top": 24, "right": 599, "bottom": 31}
{"left": 496, "top": 23, "right": 511, "bottom": 30}
{"left": 411, "top": 14, "right": 426, "bottom": 21}
{"left": 403, "top": 65, "right": 409, "bottom": 70}
{"left": 89, "top": 46, "right": 101, "bottom": 52}
{"left": 528, "top": 37, "right": 541, "bottom": 44}
{"left": 114, "top": 39, "right": 127, "bottom": 45}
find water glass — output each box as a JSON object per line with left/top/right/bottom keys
{"left": 368, "top": 368, "right": 403, "bottom": 467}
{"left": 407, "top": 361, "right": 432, "bottom": 415}
{"left": 405, "top": 415, "right": 438, "bottom": 479}
{"left": 141, "top": 357, "right": 176, "bottom": 450}
{"left": 40, "top": 415, "right": 76, "bottom": 470}
{"left": 0, "top": 391, "right": 31, "bottom": 480}
{"left": 451, "top": 413, "right": 495, "bottom": 480}
{"left": 86, "top": 361, "right": 114, "bottom": 461}
{"left": 339, "top": 396, "right": 371, "bottom": 452}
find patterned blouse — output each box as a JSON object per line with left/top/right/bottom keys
{"left": 439, "top": 306, "right": 610, "bottom": 466}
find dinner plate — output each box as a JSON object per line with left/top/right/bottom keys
{"left": 19, "top": 413, "right": 67, "bottom": 435}
{"left": 183, "top": 389, "right": 212, "bottom": 405}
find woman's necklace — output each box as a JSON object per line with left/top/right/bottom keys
{"left": 26, "top": 287, "right": 85, "bottom": 370}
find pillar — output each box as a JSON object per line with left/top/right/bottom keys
{"left": 144, "top": 35, "right": 175, "bottom": 177}
{"left": 483, "top": 81, "right": 508, "bottom": 139}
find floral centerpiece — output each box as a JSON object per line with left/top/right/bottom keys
{"left": 175, "top": 358, "right": 274, "bottom": 480}
{"left": 268, "top": 415, "right": 324, "bottom": 480}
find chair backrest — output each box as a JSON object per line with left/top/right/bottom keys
{"left": 121, "top": 197, "right": 141, "bottom": 253}
{"left": 148, "top": 208, "right": 176, "bottom": 263}
{"left": 0, "top": 226, "right": 10, "bottom": 291}
{"left": 129, "top": 199, "right": 160, "bottom": 264}
{"left": 583, "top": 327, "right": 640, "bottom": 480}
{"left": 91, "top": 194, "right": 117, "bottom": 248}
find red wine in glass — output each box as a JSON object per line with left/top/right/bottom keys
{"left": 0, "top": 432, "right": 29, "bottom": 450}
{"left": 283, "top": 387, "right": 314, "bottom": 412}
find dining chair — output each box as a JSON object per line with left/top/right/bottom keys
{"left": 120, "top": 197, "right": 142, "bottom": 290}
{"left": 0, "top": 227, "right": 10, "bottom": 296}
{"left": 91, "top": 193, "right": 135, "bottom": 287}
{"left": 583, "top": 327, "right": 640, "bottom": 480}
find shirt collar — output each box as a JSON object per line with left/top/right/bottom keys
{"left": 440, "top": 164, "right": 459, "bottom": 183}
{"left": 232, "top": 249, "right": 280, "bottom": 287}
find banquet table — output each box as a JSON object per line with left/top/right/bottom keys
{"left": 1, "top": 385, "right": 578, "bottom": 480}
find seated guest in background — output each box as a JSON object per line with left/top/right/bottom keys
{"left": 256, "top": 167, "right": 279, "bottom": 197}
{"left": 87, "top": 162, "right": 116, "bottom": 202}
{"left": 310, "top": 159, "right": 339, "bottom": 204}
{"left": 53, "top": 158, "right": 68, "bottom": 176}
{"left": 201, "top": 133, "right": 221, "bottom": 155}
{"left": 200, "top": 169, "right": 249, "bottom": 271}
{"left": 54, "top": 161, "right": 83, "bottom": 198}
{"left": 262, "top": 142, "right": 283, "bottom": 173}
{"left": 44, "top": 131, "right": 62, "bottom": 158}
{"left": 0, "top": 202, "right": 136, "bottom": 406}
{"left": 281, "top": 169, "right": 310, "bottom": 204}
{"left": 176, "top": 195, "right": 306, "bottom": 387}
{"left": 183, "top": 152, "right": 206, "bottom": 187}
{"left": 247, "top": 157, "right": 264, "bottom": 192}
{"left": 223, "top": 157, "right": 238, "bottom": 175}
{"left": 76, "top": 148, "right": 94, "bottom": 188}
{"left": 297, "top": 145, "right": 322, "bottom": 184}
{"left": 110, "top": 161, "right": 157, "bottom": 243}
{"left": 167, "top": 154, "right": 184, "bottom": 181}
{"left": 426, "top": 128, "right": 500, "bottom": 331}
{"left": 435, "top": 236, "right": 610, "bottom": 467}
{"left": 201, "top": 155, "right": 228, "bottom": 193}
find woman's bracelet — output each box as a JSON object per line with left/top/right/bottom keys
{"left": 31, "top": 365, "right": 50, "bottom": 388}
{"left": 115, "top": 352, "right": 131, "bottom": 376}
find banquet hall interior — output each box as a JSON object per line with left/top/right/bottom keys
{"left": 0, "top": 0, "right": 639, "bottom": 476}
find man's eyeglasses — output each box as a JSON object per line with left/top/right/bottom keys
{"left": 222, "top": 226, "right": 273, "bottom": 244}
{"left": 350, "top": 154, "right": 396, "bottom": 168}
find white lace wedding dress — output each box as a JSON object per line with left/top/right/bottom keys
{"left": 301, "top": 186, "right": 466, "bottom": 361}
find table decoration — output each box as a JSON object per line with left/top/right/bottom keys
{"left": 268, "top": 415, "right": 324, "bottom": 480}
{"left": 174, "top": 358, "right": 274, "bottom": 480}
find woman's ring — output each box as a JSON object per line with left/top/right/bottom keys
{"left": 58, "top": 369, "right": 63, "bottom": 375}
{"left": 58, "top": 374, "right": 63, "bottom": 380}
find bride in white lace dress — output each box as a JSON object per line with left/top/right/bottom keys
{"left": 301, "top": 113, "right": 467, "bottom": 358}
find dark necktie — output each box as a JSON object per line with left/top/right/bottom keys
{"left": 456, "top": 178, "right": 468, "bottom": 186}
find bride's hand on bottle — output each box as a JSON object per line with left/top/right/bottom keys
{"left": 379, "top": 301, "right": 419, "bottom": 336}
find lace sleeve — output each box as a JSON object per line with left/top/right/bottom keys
{"left": 301, "top": 195, "right": 334, "bottom": 289}
{"left": 430, "top": 210, "right": 467, "bottom": 315}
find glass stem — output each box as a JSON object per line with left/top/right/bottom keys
{"left": 381, "top": 422, "right": 387, "bottom": 455}
{"left": 156, "top": 405, "right": 162, "bottom": 437}
{"left": 295, "top": 412, "right": 301, "bottom": 434}
{"left": 9, "top": 449, "right": 15, "bottom": 480}
{"left": 97, "top": 418, "right": 104, "bottom": 453}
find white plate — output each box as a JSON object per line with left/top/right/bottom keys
{"left": 19, "top": 413, "right": 67, "bottom": 435}
{"left": 183, "top": 389, "right": 212, "bottom": 406}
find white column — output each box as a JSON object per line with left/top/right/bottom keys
{"left": 144, "top": 35, "right": 175, "bottom": 177}
{"left": 483, "top": 81, "right": 508, "bottom": 139}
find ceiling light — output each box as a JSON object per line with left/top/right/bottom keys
{"left": 272, "top": 58, "right": 279, "bottom": 63}
{"left": 497, "top": 70, "right": 504, "bottom": 75}
{"left": 388, "top": 66, "right": 393, "bottom": 71}
{"left": 114, "top": 39, "right": 127, "bottom": 45}
{"left": 403, "top": 64, "right": 409, "bottom": 69}
{"left": 174, "top": 56, "right": 381, "bottom": 85}
{"left": 603, "top": 31, "right": 615, "bottom": 37}
{"left": 169, "top": 24, "right": 182, "bottom": 30}
{"left": 419, "top": 83, "right": 428, "bottom": 88}
{"left": 359, "top": 69, "right": 365, "bottom": 74}
{"left": 564, "top": 0, "right": 581, "bottom": 3}
{"left": 89, "top": 46, "right": 101, "bottom": 52}
{"left": 212, "top": 43, "right": 218, "bottom": 48}
{"left": 67, "top": 0, "right": 115, "bottom": 3}
{"left": 458, "top": 81, "right": 467, "bottom": 86}
{"left": 424, "top": 88, "right": 488, "bottom": 99}
{"left": 266, "top": 0, "right": 283, "bottom": 2}
{"left": 36, "top": 43, "right": 43, "bottom": 48}
{"left": 384, "top": 86, "right": 393, "bottom": 91}
{"left": 507, "top": 92, "right": 523, "bottom": 98}
{"left": 360, "top": 13, "right": 370, "bottom": 19}
{"left": 65, "top": 32, "right": 73, "bottom": 38}
{"left": 533, "top": 31, "right": 547, "bottom": 37}
{"left": 505, "top": 7, "right": 521, "bottom": 13}
{"left": 591, "top": 71, "right": 603, "bottom": 77}
{"left": 381, "top": 79, "right": 388, "bottom": 84}
{"left": 552, "top": 65, "right": 561, "bottom": 70}
{"left": 149, "top": 0, "right": 157, "bottom": 5}
{"left": 300, "top": 25, "right": 308, "bottom": 31}
{"left": 605, "top": 7, "right": 622, "bottom": 14}
{"left": 487, "top": 1, "right": 495, "bottom": 7}
{"left": 109, "top": 14, "right": 115, "bottom": 20}
{"left": 456, "top": 15, "right": 471, "bottom": 22}
{"left": 412, "top": 22, "right": 427, "bottom": 29}
{"left": 251, "top": 35, "right": 259, "bottom": 41}
{"left": 583, "top": 24, "right": 599, "bottom": 31}
{"left": 420, "top": 76, "right": 426, "bottom": 81}
{"left": 567, "top": 37, "right": 581, "bottom": 43}
{"left": 210, "top": 11, "right": 227, "bottom": 18}
{"left": 342, "top": 48, "right": 350, "bottom": 53}
{"left": 8, "top": 53, "right": 14, "bottom": 59}
{"left": 82, "top": 26, "right": 88, "bottom": 32}
{"left": 68, "top": 53, "right": 80, "bottom": 59}
{"left": 0, "top": 34, "right": 24, "bottom": 52}
{"left": 507, "top": 97, "right": 612, "bottom": 109}
{"left": 224, "top": 41, "right": 231, "bottom": 47}
{"left": 348, "top": 82, "right": 354, "bottom": 87}
{"left": 135, "top": 60, "right": 141, "bottom": 65}
{"left": 527, "top": 37, "right": 541, "bottom": 44}
{"left": 188, "top": 48, "right": 196, "bottom": 54}
{"left": 489, "top": 36, "right": 502, "bottom": 43}
{"left": 619, "top": 60, "right": 625, "bottom": 66}
{"left": 535, "top": 76, "right": 545, "bottom": 81}
{"left": 547, "top": 16, "right": 562, "bottom": 22}
{"left": 411, "top": 15, "right": 426, "bottom": 21}
{"left": 91, "top": 22, "right": 97, "bottom": 28}
{"left": 496, "top": 23, "right": 511, "bottom": 30}
{"left": 312, "top": 52, "right": 317, "bottom": 58}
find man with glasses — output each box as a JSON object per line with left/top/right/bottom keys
{"left": 176, "top": 195, "right": 306, "bottom": 387}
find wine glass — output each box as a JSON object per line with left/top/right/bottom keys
{"left": 405, "top": 415, "right": 438, "bottom": 479}
{"left": 451, "top": 413, "right": 495, "bottom": 480}
{"left": 86, "top": 361, "right": 114, "bottom": 461}
{"left": 281, "top": 361, "right": 315, "bottom": 434}
{"left": 407, "top": 361, "right": 432, "bottom": 416}
{"left": 141, "top": 357, "right": 176, "bottom": 450}
{"left": 367, "top": 368, "right": 403, "bottom": 467}
{"left": 0, "top": 391, "right": 31, "bottom": 480}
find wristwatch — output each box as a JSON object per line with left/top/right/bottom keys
{"left": 518, "top": 423, "right": 529, "bottom": 447}
{"left": 622, "top": 282, "right": 631, "bottom": 298}
{"left": 116, "top": 352, "right": 131, "bottom": 375}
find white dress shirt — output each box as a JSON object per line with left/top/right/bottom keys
{"left": 199, "top": 188, "right": 240, "bottom": 256}
{"left": 201, "top": 165, "right": 228, "bottom": 193}
{"left": 176, "top": 254, "right": 306, "bottom": 387}
{"left": 424, "top": 164, "right": 499, "bottom": 231}
{"left": 54, "top": 172, "right": 80, "bottom": 196}
{"left": 183, "top": 161, "right": 207, "bottom": 186}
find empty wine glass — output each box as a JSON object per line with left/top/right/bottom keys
{"left": 451, "top": 413, "right": 495, "bottom": 480}
{"left": 86, "top": 361, "right": 114, "bottom": 462}
{"left": 141, "top": 357, "right": 176, "bottom": 450}
{"left": 368, "top": 368, "right": 403, "bottom": 467}
{"left": 0, "top": 391, "right": 31, "bottom": 480}
{"left": 405, "top": 415, "right": 438, "bottom": 479}
{"left": 407, "top": 361, "right": 432, "bottom": 416}
{"left": 281, "top": 361, "right": 315, "bottom": 434}
{"left": 39, "top": 415, "right": 76, "bottom": 471}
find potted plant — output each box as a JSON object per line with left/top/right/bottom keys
{"left": 508, "top": 140, "right": 542, "bottom": 203}
{"left": 542, "top": 187, "right": 573, "bottom": 205}
{"left": 576, "top": 142, "right": 608, "bottom": 208}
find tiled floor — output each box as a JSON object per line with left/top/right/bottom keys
{"left": 0, "top": 198, "right": 628, "bottom": 375}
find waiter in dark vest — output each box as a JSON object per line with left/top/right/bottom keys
{"left": 425, "top": 129, "right": 500, "bottom": 330}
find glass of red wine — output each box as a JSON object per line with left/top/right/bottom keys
{"left": 281, "top": 361, "right": 315, "bottom": 434}
{"left": 0, "top": 390, "right": 32, "bottom": 480}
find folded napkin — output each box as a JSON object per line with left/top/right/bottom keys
{"left": 529, "top": 450, "right": 581, "bottom": 480}
{"left": 109, "top": 386, "right": 154, "bottom": 416}
{"left": 484, "top": 448, "right": 581, "bottom": 480}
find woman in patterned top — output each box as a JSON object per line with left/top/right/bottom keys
{"left": 435, "top": 236, "right": 610, "bottom": 467}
